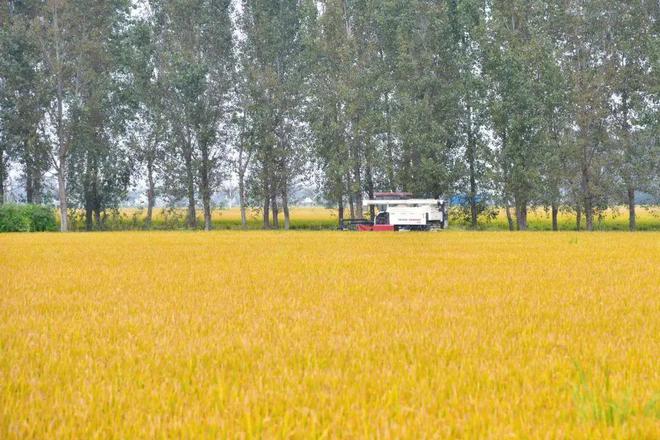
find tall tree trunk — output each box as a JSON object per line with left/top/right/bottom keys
{"left": 25, "top": 161, "right": 34, "bottom": 204}
{"left": 352, "top": 168, "right": 362, "bottom": 219}
{"left": 467, "top": 105, "right": 478, "bottom": 229}
{"left": 53, "top": 6, "right": 68, "bottom": 232}
{"left": 145, "top": 156, "right": 155, "bottom": 227}
{"left": 84, "top": 157, "right": 94, "bottom": 231}
{"left": 384, "top": 93, "right": 395, "bottom": 190}
{"left": 0, "top": 151, "right": 5, "bottom": 205}
{"left": 281, "top": 185, "right": 290, "bottom": 230}
{"left": 262, "top": 195, "right": 270, "bottom": 229}
{"left": 85, "top": 204, "right": 93, "bottom": 231}
{"left": 505, "top": 199, "right": 514, "bottom": 231}
{"left": 57, "top": 169, "right": 68, "bottom": 232}
{"left": 515, "top": 198, "right": 528, "bottom": 231}
{"left": 93, "top": 159, "right": 100, "bottom": 229}
{"left": 184, "top": 147, "right": 196, "bottom": 229}
{"left": 84, "top": 175, "right": 97, "bottom": 231}
{"left": 575, "top": 204, "right": 582, "bottom": 231}
{"left": 202, "top": 189, "right": 212, "bottom": 231}
{"left": 348, "top": 190, "right": 355, "bottom": 219}
{"left": 336, "top": 173, "right": 344, "bottom": 227}
{"left": 86, "top": 168, "right": 101, "bottom": 231}
{"left": 551, "top": 203, "right": 559, "bottom": 231}
{"left": 468, "top": 160, "right": 478, "bottom": 228}
{"left": 32, "top": 172, "right": 42, "bottom": 204}
{"left": 93, "top": 174, "right": 101, "bottom": 228}
{"left": 93, "top": 207, "right": 101, "bottom": 230}
{"left": 239, "top": 169, "right": 247, "bottom": 230}
{"left": 270, "top": 171, "right": 279, "bottom": 228}
{"left": 271, "top": 192, "right": 279, "bottom": 229}
{"left": 352, "top": 119, "right": 363, "bottom": 219}
{"left": 200, "top": 146, "right": 212, "bottom": 231}
{"left": 24, "top": 136, "right": 42, "bottom": 204}
{"left": 620, "top": 91, "right": 636, "bottom": 232}
{"left": 85, "top": 201, "right": 94, "bottom": 232}
{"left": 627, "top": 185, "right": 636, "bottom": 231}
{"left": 262, "top": 163, "right": 271, "bottom": 229}
{"left": 237, "top": 104, "right": 250, "bottom": 230}
{"left": 365, "top": 153, "right": 375, "bottom": 220}
{"left": 580, "top": 140, "right": 593, "bottom": 231}
{"left": 584, "top": 197, "right": 593, "bottom": 231}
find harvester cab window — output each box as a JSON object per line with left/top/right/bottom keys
{"left": 375, "top": 212, "right": 389, "bottom": 225}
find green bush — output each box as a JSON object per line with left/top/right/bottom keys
{"left": 0, "top": 204, "right": 57, "bottom": 232}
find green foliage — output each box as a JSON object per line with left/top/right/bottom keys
{"left": 569, "top": 361, "right": 659, "bottom": 427}
{"left": 0, "top": 204, "right": 57, "bottom": 232}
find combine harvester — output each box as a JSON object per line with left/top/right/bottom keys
{"left": 341, "top": 192, "right": 448, "bottom": 231}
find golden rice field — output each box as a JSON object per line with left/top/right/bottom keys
{"left": 1, "top": 231, "right": 659, "bottom": 438}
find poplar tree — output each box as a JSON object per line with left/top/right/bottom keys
{"left": 306, "top": 0, "right": 351, "bottom": 224}
{"left": 486, "top": 0, "right": 549, "bottom": 230}
{"left": 154, "top": 0, "right": 234, "bottom": 230}
{"left": 241, "top": 0, "right": 307, "bottom": 229}
{"left": 32, "top": 0, "right": 83, "bottom": 231}
{"left": 0, "top": 2, "right": 49, "bottom": 204}
{"left": 389, "top": 1, "right": 459, "bottom": 201}
{"left": 606, "top": 0, "right": 659, "bottom": 230}
{"left": 126, "top": 17, "right": 166, "bottom": 227}
{"left": 63, "top": 0, "right": 133, "bottom": 230}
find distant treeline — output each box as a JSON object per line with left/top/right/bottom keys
{"left": 0, "top": 1, "right": 658, "bottom": 232}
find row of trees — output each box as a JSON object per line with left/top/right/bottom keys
{"left": 1, "top": 0, "right": 658, "bottom": 231}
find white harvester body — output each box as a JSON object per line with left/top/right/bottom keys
{"left": 362, "top": 196, "right": 447, "bottom": 231}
